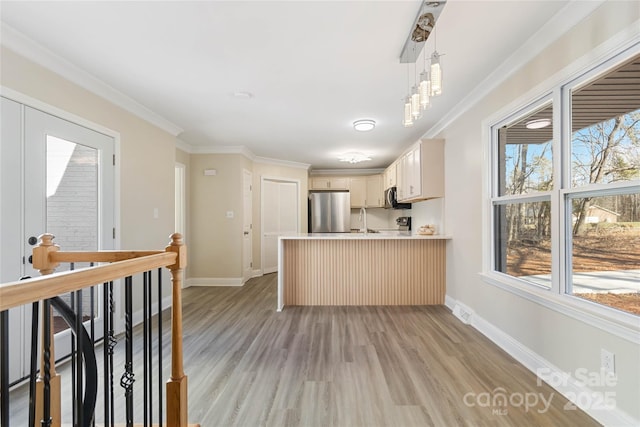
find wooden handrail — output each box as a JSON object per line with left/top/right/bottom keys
{"left": 50, "top": 250, "right": 164, "bottom": 263}
{"left": 0, "top": 252, "right": 176, "bottom": 312}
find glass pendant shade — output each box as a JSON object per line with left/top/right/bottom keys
{"left": 410, "top": 86, "right": 421, "bottom": 119}
{"left": 403, "top": 97, "right": 413, "bottom": 127}
{"left": 430, "top": 51, "right": 442, "bottom": 96}
{"left": 419, "top": 71, "right": 431, "bottom": 109}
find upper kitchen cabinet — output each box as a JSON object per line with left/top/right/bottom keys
{"left": 383, "top": 162, "right": 397, "bottom": 190}
{"left": 310, "top": 176, "right": 349, "bottom": 190}
{"left": 349, "top": 177, "right": 366, "bottom": 207}
{"left": 366, "top": 175, "right": 383, "bottom": 207}
{"left": 397, "top": 139, "right": 444, "bottom": 202}
{"left": 346, "top": 175, "right": 384, "bottom": 208}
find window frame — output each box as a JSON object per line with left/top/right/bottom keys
{"left": 483, "top": 42, "right": 640, "bottom": 339}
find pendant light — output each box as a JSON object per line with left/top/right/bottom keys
{"left": 410, "top": 60, "right": 421, "bottom": 119}
{"left": 403, "top": 96, "right": 414, "bottom": 127}
{"left": 430, "top": 27, "right": 442, "bottom": 96}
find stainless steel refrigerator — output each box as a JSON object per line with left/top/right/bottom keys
{"left": 308, "top": 191, "right": 351, "bottom": 233}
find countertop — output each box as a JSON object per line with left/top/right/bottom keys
{"left": 279, "top": 232, "right": 452, "bottom": 240}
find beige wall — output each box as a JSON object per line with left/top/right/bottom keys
{"left": 188, "top": 154, "right": 248, "bottom": 279}
{"left": 1, "top": 47, "right": 177, "bottom": 251}
{"left": 1, "top": 47, "right": 177, "bottom": 314}
{"left": 440, "top": 2, "right": 639, "bottom": 421}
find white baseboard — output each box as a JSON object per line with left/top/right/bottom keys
{"left": 252, "top": 269, "right": 263, "bottom": 278}
{"left": 445, "top": 294, "right": 639, "bottom": 427}
{"left": 185, "top": 277, "right": 244, "bottom": 287}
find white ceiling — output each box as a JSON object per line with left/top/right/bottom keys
{"left": 1, "top": 1, "right": 593, "bottom": 170}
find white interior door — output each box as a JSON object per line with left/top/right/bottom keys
{"left": 262, "top": 179, "right": 298, "bottom": 274}
{"left": 1, "top": 98, "right": 114, "bottom": 381}
{"left": 242, "top": 169, "right": 253, "bottom": 283}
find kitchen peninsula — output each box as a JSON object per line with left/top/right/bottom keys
{"left": 277, "top": 233, "right": 450, "bottom": 310}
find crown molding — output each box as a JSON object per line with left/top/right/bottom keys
{"left": 175, "top": 139, "right": 193, "bottom": 154}
{"left": 423, "top": 0, "right": 606, "bottom": 139}
{"left": 186, "top": 143, "right": 311, "bottom": 170}
{"left": 309, "top": 168, "right": 385, "bottom": 176}
{"left": 253, "top": 155, "right": 311, "bottom": 170}
{"left": 1, "top": 23, "right": 183, "bottom": 137}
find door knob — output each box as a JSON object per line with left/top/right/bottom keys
{"left": 28, "top": 236, "right": 38, "bottom": 246}
{"left": 244, "top": 231, "right": 249, "bottom": 235}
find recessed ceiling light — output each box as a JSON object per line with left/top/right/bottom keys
{"left": 525, "top": 118, "right": 551, "bottom": 129}
{"left": 339, "top": 152, "right": 372, "bottom": 164}
{"left": 353, "top": 119, "right": 376, "bottom": 132}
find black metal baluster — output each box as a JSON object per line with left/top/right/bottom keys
{"left": 0, "top": 309, "right": 9, "bottom": 427}
{"left": 143, "top": 272, "right": 149, "bottom": 427}
{"left": 28, "top": 302, "right": 39, "bottom": 427}
{"left": 108, "top": 281, "right": 115, "bottom": 427}
{"left": 157, "top": 268, "right": 163, "bottom": 424}
{"left": 41, "top": 299, "right": 52, "bottom": 427}
{"left": 70, "top": 264, "right": 76, "bottom": 427}
{"left": 89, "top": 266, "right": 95, "bottom": 427}
{"left": 76, "top": 288, "right": 83, "bottom": 427}
{"left": 147, "top": 271, "right": 153, "bottom": 426}
{"left": 120, "top": 276, "right": 134, "bottom": 427}
{"left": 102, "top": 282, "right": 110, "bottom": 427}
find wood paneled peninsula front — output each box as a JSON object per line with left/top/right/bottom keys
{"left": 277, "top": 233, "right": 450, "bottom": 310}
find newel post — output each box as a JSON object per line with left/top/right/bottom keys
{"left": 165, "top": 233, "right": 188, "bottom": 426}
{"left": 32, "top": 233, "right": 61, "bottom": 427}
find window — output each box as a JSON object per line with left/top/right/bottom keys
{"left": 492, "top": 101, "right": 554, "bottom": 288}
{"left": 490, "top": 50, "right": 640, "bottom": 317}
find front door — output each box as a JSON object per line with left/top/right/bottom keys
{"left": 1, "top": 97, "right": 115, "bottom": 381}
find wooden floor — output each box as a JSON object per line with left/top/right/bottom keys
{"left": 9, "top": 273, "right": 600, "bottom": 426}
{"left": 181, "top": 273, "right": 598, "bottom": 426}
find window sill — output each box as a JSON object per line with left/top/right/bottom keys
{"left": 480, "top": 271, "right": 640, "bottom": 344}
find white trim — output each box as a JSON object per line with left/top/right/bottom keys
{"left": 175, "top": 139, "right": 192, "bottom": 154}
{"left": 260, "top": 176, "right": 301, "bottom": 277}
{"left": 252, "top": 269, "right": 263, "bottom": 278}
{"left": 310, "top": 168, "right": 385, "bottom": 176}
{"left": 423, "top": 0, "right": 608, "bottom": 139}
{"left": 254, "top": 156, "right": 310, "bottom": 170}
{"left": 445, "top": 294, "right": 639, "bottom": 427}
{"left": 481, "top": 273, "right": 640, "bottom": 344}
{"left": 1, "top": 23, "right": 183, "bottom": 137}
{"left": 185, "top": 277, "right": 244, "bottom": 287}
{"left": 187, "top": 144, "right": 311, "bottom": 170}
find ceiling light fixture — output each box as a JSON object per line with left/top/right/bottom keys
{"left": 525, "top": 118, "right": 552, "bottom": 129}
{"left": 353, "top": 119, "right": 376, "bottom": 132}
{"left": 399, "top": 1, "right": 446, "bottom": 127}
{"left": 339, "top": 152, "right": 372, "bottom": 164}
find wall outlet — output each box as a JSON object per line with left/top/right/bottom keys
{"left": 601, "top": 348, "right": 615, "bottom": 375}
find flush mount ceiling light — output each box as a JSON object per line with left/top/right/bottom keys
{"left": 525, "top": 118, "right": 552, "bottom": 129}
{"left": 338, "top": 152, "right": 372, "bottom": 164}
{"left": 232, "top": 91, "right": 254, "bottom": 99}
{"left": 353, "top": 119, "right": 376, "bottom": 132}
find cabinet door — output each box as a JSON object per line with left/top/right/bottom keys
{"left": 310, "top": 177, "right": 331, "bottom": 189}
{"left": 330, "top": 177, "right": 349, "bottom": 190}
{"left": 407, "top": 146, "right": 422, "bottom": 198}
{"left": 396, "top": 156, "right": 406, "bottom": 200}
{"left": 366, "top": 175, "right": 383, "bottom": 207}
{"left": 383, "top": 163, "right": 396, "bottom": 190}
{"left": 349, "top": 177, "right": 366, "bottom": 207}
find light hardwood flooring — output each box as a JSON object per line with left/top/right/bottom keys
{"left": 181, "top": 273, "right": 598, "bottom": 426}
{"left": 8, "top": 273, "right": 600, "bottom": 426}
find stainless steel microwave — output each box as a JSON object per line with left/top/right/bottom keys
{"left": 384, "top": 186, "right": 411, "bottom": 209}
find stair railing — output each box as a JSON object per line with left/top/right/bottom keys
{"left": 0, "top": 233, "right": 195, "bottom": 427}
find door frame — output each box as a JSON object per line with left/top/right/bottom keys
{"left": 1, "top": 86, "right": 123, "bottom": 334}
{"left": 260, "top": 176, "right": 301, "bottom": 275}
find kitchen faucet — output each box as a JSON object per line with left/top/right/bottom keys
{"left": 359, "top": 207, "right": 368, "bottom": 234}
